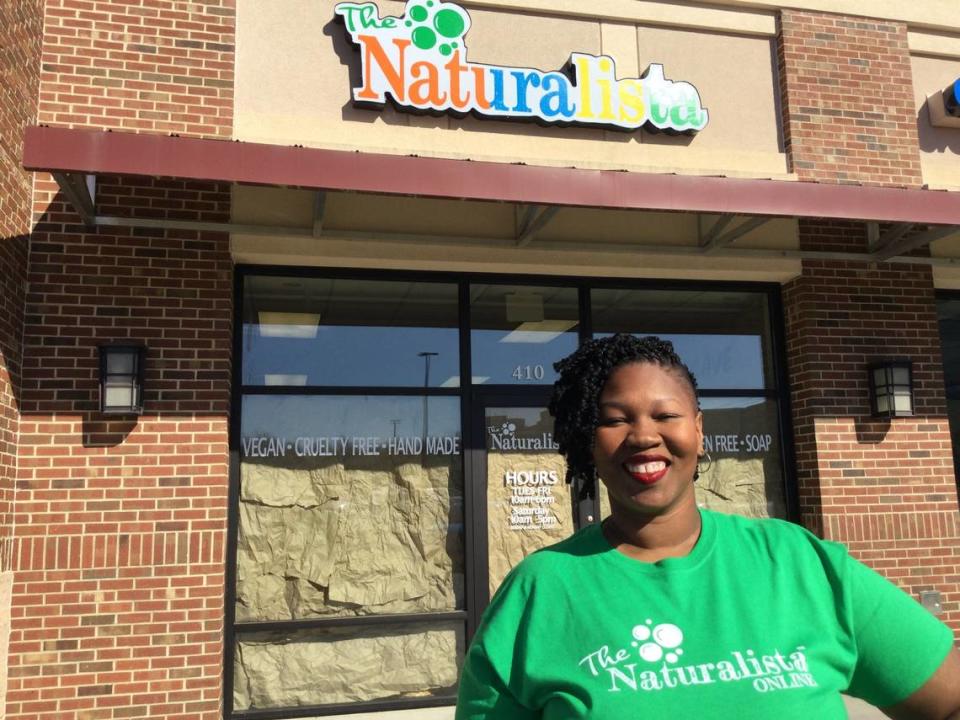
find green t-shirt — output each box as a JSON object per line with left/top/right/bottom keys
{"left": 456, "top": 509, "right": 954, "bottom": 719}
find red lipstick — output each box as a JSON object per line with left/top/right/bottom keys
{"left": 624, "top": 454, "right": 670, "bottom": 485}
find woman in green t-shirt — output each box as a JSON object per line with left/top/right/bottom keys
{"left": 456, "top": 334, "right": 960, "bottom": 720}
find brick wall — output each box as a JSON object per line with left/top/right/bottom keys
{"left": 7, "top": 0, "right": 239, "bottom": 716}
{"left": 778, "top": 10, "right": 923, "bottom": 187}
{"left": 5, "top": 174, "right": 233, "bottom": 719}
{"left": 1, "top": 0, "right": 44, "bottom": 712}
{"left": 779, "top": 12, "right": 960, "bottom": 635}
{"left": 38, "top": 0, "right": 235, "bottom": 137}
{"left": 1, "top": 0, "right": 43, "bottom": 573}
{"left": 783, "top": 220, "right": 960, "bottom": 632}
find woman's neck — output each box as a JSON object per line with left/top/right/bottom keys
{"left": 603, "top": 497, "right": 703, "bottom": 563}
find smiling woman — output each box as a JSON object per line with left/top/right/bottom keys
{"left": 455, "top": 334, "right": 960, "bottom": 720}
{"left": 592, "top": 362, "right": 704, "bottom": 553}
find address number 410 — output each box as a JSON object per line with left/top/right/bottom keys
{"left": 512, "top": 364, "right": 546, "bottom": 381}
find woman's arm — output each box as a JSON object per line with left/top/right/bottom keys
{"left": 881, "top": 647, "right": 960, "bottom": 720}
{"left": 455, "top": 645, "right": 538, "bottom": 720}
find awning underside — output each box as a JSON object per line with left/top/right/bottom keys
{"left": 23, "top": 126, "right": 960, "bottom": 265}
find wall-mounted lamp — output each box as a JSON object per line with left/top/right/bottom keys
{"left": 868, "top": 360, "right": 914, "bottom": 418}
{"left": 99, "top": 344, "right": 146, "bottom": 414}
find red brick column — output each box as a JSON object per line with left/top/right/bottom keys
{"left": 1, "top": 2, "right": 44, "bottom": 709}
{"left": 4, "top": 1, "right": 238, "bottom": 716}
{"left": 778, "top": 10, "right": 960, "bottom": 634}
{"left": 778, "top": 10, "right": 922, "bottom": 187}
{"left": 38, "top": 0, "right": 235, "bottom": 138}
{"left": 6, "top": 175, "right": 233, "bottom": 719}
{"left": 783, "top": 220, "right": 960, "bottom": 632}
{"left": 0, "top": 0, "right": 42, "bottom": 573}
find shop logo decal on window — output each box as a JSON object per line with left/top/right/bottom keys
{"left": 334, "top": 0, "right": 709, "bottom": 134}
{"left": 487, "top": 421, "right": 559, "bottom": 451}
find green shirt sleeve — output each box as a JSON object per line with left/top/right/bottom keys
{"left": 842, "top": 550, "right": 955, "bottom": 708}
{"left": 456, "top": 643, "right": 538, "bottom": 720}
{"left": 455, "top": 567, "right": 539, "bottom": 720}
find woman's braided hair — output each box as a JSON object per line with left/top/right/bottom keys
{"left": 548, "top": 334, "right": 699, "bottom": 498}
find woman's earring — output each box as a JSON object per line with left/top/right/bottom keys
{"left": 694, "top": 450, "right": 713, "bottom": 482}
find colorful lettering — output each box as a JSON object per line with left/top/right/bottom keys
{"left": 335, "top": 1, "right": 708, "bottom": 133}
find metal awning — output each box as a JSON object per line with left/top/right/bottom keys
{"left": 22, "top": 125, "right": 960, "bottom": 263}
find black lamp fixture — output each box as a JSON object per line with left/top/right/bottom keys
{"left": 99, "top": 344, "right": 146, "bottom": 414}
{"left": 868, "top": 360, "right": 914, "bottom": 418}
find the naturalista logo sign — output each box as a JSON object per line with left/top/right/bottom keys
{"left": 334, "top": 0, "right": 709, "bottom": 134}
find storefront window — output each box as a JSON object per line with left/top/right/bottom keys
{"left": 470, "top": 284, "right": 579, "bottom": 385}
{"left": 235, "top": 392, "right": 464, "bottom": 714}
{"left": 936, "top": 293, "right": 960, "bottom": 486}
{"left": 591, "top": 288, "right": 774, "bottom": 389}
{"left": 238, "top": 395, "right": 464, "bottom": 620}
{"left": 234, "top": 622, "right": 464, "bottom": 710}
{"left": 242, "top": 276, "right": 459, "bottom": 387}
{"left": 231, "top": 272, "right": 789, "bottom": 717}
{"left": 697, "top": 398, "right": 785, "bottom": 517}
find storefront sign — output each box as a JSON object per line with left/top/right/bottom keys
{"left": 242, "top": 434, "right": 461, "bottom": 457}
{"left": 334, "top": 1, "right": 709, "bottom": 134}
{"left": 702, "top": 433, "right": 773, "bottom": 455}
{"left": 504, "top": 470, "right": 559, "bottom": 530}
{"left": 487, "top": 421, "right": 559, "bottom": 451}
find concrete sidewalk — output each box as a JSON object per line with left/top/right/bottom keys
{"left": 844, "top": 695, "right": 887, "bottom": 719}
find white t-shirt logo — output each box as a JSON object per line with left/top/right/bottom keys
{"left": 631, "top": 619, "right": 684, "bottom": 664}
{"left": 579, "top": 619, "right": 819, "bottom": 695}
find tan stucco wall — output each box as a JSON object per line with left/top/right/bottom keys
{"left": 671, "top": 0, "right": 960, "bottom": 33}
{"left": 234, "top": 0, "right": 787, "bottom": 178}
{"left": 461, "top": 0, "right": 777, "bottom": 35}
{"left": 909, "top": 31, "right": 960, "bottom": 60}
{"left": 912, "top": 53, "right": 960, "bottom": 190}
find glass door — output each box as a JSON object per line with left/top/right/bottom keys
{"left": 483, "top": 404, "right": 573, "bottom": 597}
{"left": 472, "top": 393, "right": 594, "bottom": 606}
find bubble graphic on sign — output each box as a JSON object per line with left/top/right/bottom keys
{"left": 435, "top": 7, "right": 465, "bottom": 37}
{"left": 412, "top": 25, "right": 437, "bottom": 49}
{"left": 403, "top": 0, "right": 471, "bottom": 53}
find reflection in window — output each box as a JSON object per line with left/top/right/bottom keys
{"left": 237, "top": 396, "right": 465, "bottom": 622}
{"left": 242, "top": 276, "right": 459, "bottom": 387}
{"left": 470, "top": 284, "right": 579, "bottom": 385}
{"left": 699, "top": 398, "right": 784, "bottom": 518}
{"left": 591, "top": 288, "right": 773, "bottom": 389}
{"left": 937, "top": 294, "right": 960, "bottom": 486}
